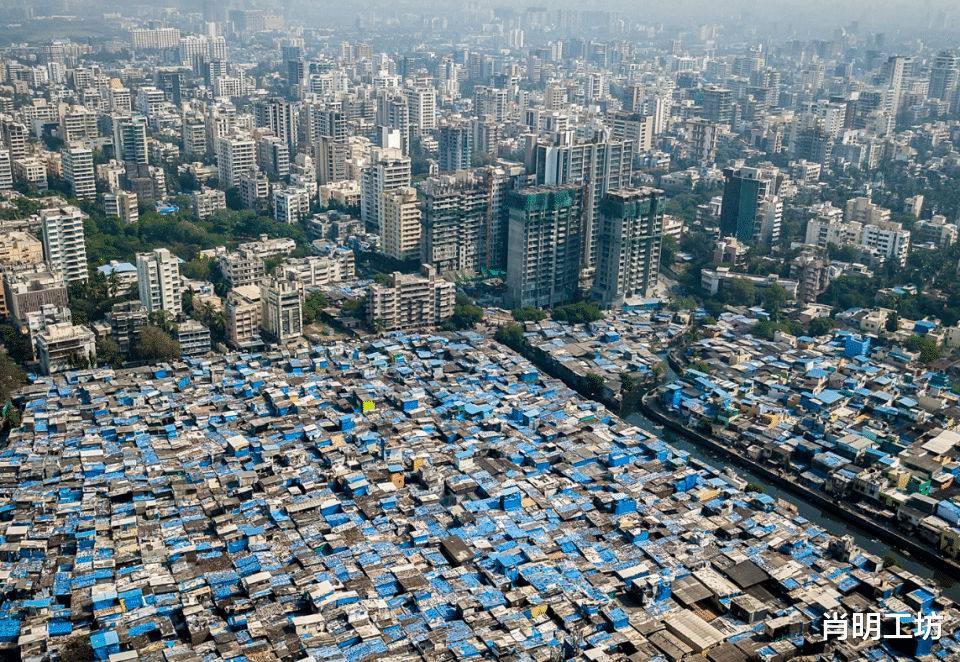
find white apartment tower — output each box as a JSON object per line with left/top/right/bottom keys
{"left": 381, "top": 187, "right": 422, "bottom": 261}
{"left": 360, "top": 147, "right": 411, "bottom": 234}
{"left": 41, "top": 205, "right": 89, "bottom": 283}
{"left": 62, "top": 142, "right": 96, "bottom": 200}
{"left": 137, "top": 248, "right": 182, "bottom": 315}
{"left": 217, "top": 134, "right": 257, "bottom": 188}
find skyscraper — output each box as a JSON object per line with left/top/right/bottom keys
{"left": 62, "top": 142, "right": 96, "bottom": 201}
{"left": 137, "top": 248, "right": 181, "bottom": 315}
{"left": 529, "top": 132, "right": 634, "bottom": 274}
{"left": 718, "top": 165, "right": 783, "bottom": 247}
{"left": 380, "top": 187, "right": 422, "bottom": 262}
{"left": 0, "top": 149, "right": 11, "bottom": 191}
{"left": 506, "top": 185, "right": 583, "bottom": 309}
{"left": 360, "top": 147, "right": 411, "bottom": 234}
{"left": 216, "top": 133, "right": 256, "bottom": 188}
{"left": 255, "top": 97, "right": 298, "bottom": 154}
{"left": 41, "top": 205, "right": 89, "bottom": 283}
{"left": 438, "top": 122, "right": 471, "bottom": 172}
{"left": 591, "top": 188, "right": 665, "bottom": 306}
{"left": 929, "top": 51, "right": 959, "bottom": 101}
{"left": 113, "top": 115, "right": 149, "bottom": 164}
{"left": 419, "top": 165, "right": 528, "bottom": 275}
{"left": 260, "top": 274, "right": 302, "bottom": 343}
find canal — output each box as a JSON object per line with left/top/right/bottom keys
{"left": 623, "top": 354, "right": 960, "bottom": 602}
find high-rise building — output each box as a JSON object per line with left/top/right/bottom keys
{"left": 41, "top": 205, "right": 89, "bottom": 283}
{"left": 530, "top": 133, "right": 634, "bottom": 272}
{"left": 701, "top": 87, "right": 733, "bottom": 124}
{"left": 104, "top": 301, "right": 148, "bottom": 354}
{"left": 239, "top": 168, "right": 269, "bottom": 209}
{"left": 260, "top": 274, "right": 302, "bottom": 343}
{"left": 0, "top": 149, "right": 11, "bottom": 191}
{"left": 438, "top": 122, "right": 471, "bottom": 172}
{"left": 929, "top": 51, "right": 959, "bottom": 101}
{"left": 191, "top": 187, "right": 227, "bottom": 218}
{"left": 217, "top": 133, "right": 256, "bottom": 188}
{"left": 255, "top": 97, "right": 298, "bottom": 153}
{"left": 12, "top": 157, "right": 48, "bottom": 191}
{"left": 718, "top": 165, "right": 783, "bottom": 246}
{"left": 273, "top": 187, "right": 311, "bottom": 225}
{"left": 109, "top": 87, "right": 132, "bottom": 114}
{"left": 793, "top": 127, "right": 833, "bottom": 164}
{"left": 130, "top": 27, "right": 181, "bottom": 50}
{"left": 1, "top": 117, "right": 27, "bottom": 161}
{"left": 317, "top": 136, "right": 350, "bottom": 184}
{"left": 258, "top": 135, "right": 290, "bottom": 179}
{"left": 506, "top": 185, "right": 583, "bottom": 309}
{"left": 137, "top": 248, "right": 181, "bottom": 315}
{"left": 844, "top": 197, "right": 891, "bottom": 226}
{"left": 591, "top": 188, "right": 665, "bottom": 306}
{"left": 884, "top": 55, "right": 909, "bottom": 114}
{"left": 361, "top": 147, "right": 411, "bottom": 233}
{"left": 225, "top": 285, "right": 262, "bottom": 349}
{"left": 473, "top": 86, "right": 508, "bottom": 122}
{"left": 137, "top": 87, "right": 167, "bottom": 118}
{"left": 472, "top": 115, "right": 501, "bottom": 158}
{"left": 310, "top": 107, "right": 348, "bottom": 143}
{"left": 113, "top": 115, "right": 149, "bottom": 164}
{"left": 59, "top": 106, "right": 98, "bottom": 143}
{"left": 610, "top": 111, "right": 654, "bottom": 153}
{"left": 103, "top": 191, "right": 139, "bottom": 224}
{"left": 376, "top": 93, "right": 411, "bottom": 155}
{"left": 366, "top": 264, "right": 455, "bottom": 332}
{"left": 216, "top": 247, "right": 265, "bottom": 289}
{"left": 404, "top": 86, "right": 437, "bottom": 137}
{"left": 380, "top": 187, "right": 421, "bottom": 262}
{"left": 183, "top": 117, "right": 206, "bottom": 156}
{"left": 419, "top": 166, "right": 528, "bottom": 275}
{"left": 62, "top": 142, "right": 96, "bottom": 200}
{"left": 36, "top": 322, "right": 96, "bottom": 375}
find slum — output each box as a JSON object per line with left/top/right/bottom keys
{"left": 2, "top": 330, "right": 960, "bottom": 662}
{"left": 658, "top": 307, "right": 960, "bottom": 563}
{"left": 519, "top": 308, "right": 687, "bottom": 402}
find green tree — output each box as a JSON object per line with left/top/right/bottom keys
{"left": 886, "top": 311, "right": 899, "bottom": 333}
{"left": 0, "top": 353, "right": 25, "bottom": 405}
{"left": 660, "top": 234, "right": 679, "bottom": 267}
{"left": 553, "top": 302, "right": 602, "bottom": 324}
{"left": 808, "top": 317, "right": 835, "bottom": 337}
{"left": 61, "top": 636, "right": 94, "bottom": 662}
{"left": 511, "top": 306, "right": 547, "bottom": 322}
{"left": 905, "top": 335, "right": 942, "bottom": 364}
{"left": 761, "top": 284, "right": 790, "bottom": 321}
{"left": 723, "top": 277, "right": 756, "bottom": 306}
{"left": 96, "top": 339, "right": 123, "bottom": 367}
{"left": 225, "top": 187, "right": 243, "bottom": 210}
{"left": 148, "top": 310, "right": 173, "bottom": 332}
{"left": 619, "top": 372, "right": 636, "bottom": 393}
{"left": 342, "top": 297, "right": 367, "bottom": 319}
{"left": 495, "top": 322, "right": 525, "bottom": 349}
{"left": 745, "top": 482, "right": 765, "bottom": 494}
{"left": 470, "top": 151, "right": 492, "bottom": 167}
{"left": 826, "top": 242, "right": 857, "bottom": 262}
{"left": 752, "top": 318, "right": 775, "bottom": 340}
{"left": 374, "top": 273, "right": 390, "bottom": 284}
{"left": 582, "top": 373, "right": 605, "bottom": 396}
{"left": 302, "top": 290, "right": 329, "bottom": 324}
{"left": 445, "top": 297, "right": 483, "bottom": 330}
{"left": 704, "top": 299, "right": 726, "bottom": 318}
{"left": 133, "top": 326, "right": 181, "bottom": 361}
